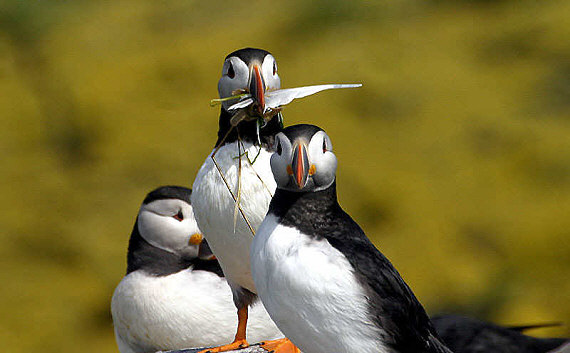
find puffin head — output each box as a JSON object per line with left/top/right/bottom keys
{"left": 137, "top": 186, "right": 213, "bottom": 260}
{"left": 270, "top": 124, "right": 337, "bottom": 193}
{"left": 217, "top": 48, "right": 281, "bottom": 117}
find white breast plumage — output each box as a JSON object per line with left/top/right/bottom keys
{"left": 251, "top": 214, "right": 389, "bottom": 353}
{"left": 111, "top": 268, "right": 282, "bottom": 353}
{"left": 192, "top": 141, "right": 276, "bottom": 292}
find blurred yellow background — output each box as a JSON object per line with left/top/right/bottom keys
{"left": 1, "top": 1, "right": 569, "bottom": 352}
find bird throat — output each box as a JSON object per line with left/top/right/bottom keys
{"left": 215, "top": 109, "right": 283, "bottom": 149}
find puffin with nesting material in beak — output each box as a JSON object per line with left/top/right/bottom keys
{"left": 191, "top": 48, "right": 360, "bottom": 353}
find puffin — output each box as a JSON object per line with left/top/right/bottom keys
{"left": 251, "top": 124, "right": 453, "bottom": 353}
{"left": 191, "top": 47, "right": 360, "bottom": 353}
{"left": 111, "top": 186, "right": 283, "bottom": 353}
{"left": 191, "top": 48, "right": 288, "bottom": 353}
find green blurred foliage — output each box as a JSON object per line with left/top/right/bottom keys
{"left": 1, "top": 1, "right": 569, "bottom": 352}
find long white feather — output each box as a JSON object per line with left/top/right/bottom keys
{"left": 265, "top": 84, "right": 362, "bottom": 110}
{"left": 227, "top": 84, "right": 362, "bottom": 112}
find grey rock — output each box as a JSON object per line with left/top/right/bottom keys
{"left": 158, "top": 344, "right": 269, "bottom": 353}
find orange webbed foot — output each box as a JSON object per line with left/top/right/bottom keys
{"left": 259, "top": 338, "right": 300, "bottom": 353}
{"left": 197, "top": 339, "right": 249, "bottom": 353}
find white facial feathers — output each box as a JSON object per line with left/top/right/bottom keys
{"left": 261, "top": 54, "right": 280, "bottom": 92}
{"left": 218, "top": 57, "right": 249, "bottom": 103}
{"left": 217, "top": 54, "right": 281, "bottom": 110}
{"left": 137, "top": 199, "right": 201, "bottom": 257}
{"left": 270, "top": 133, "right": 294, "bottom": 188}
{"left": 307, "top": 131, "right": 337, "bottom": 190}
{"left": 270, "top": 130, "right": 338, "bottom": 192}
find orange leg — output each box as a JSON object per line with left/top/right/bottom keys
{"left": 233, "top": 305, "right": 249, "bottom": 345}
{"left": 197, "top": 306, "right": 250, "bottom": 353}
{"left": 259, "top": 338, "right": 301, "bottom": 353}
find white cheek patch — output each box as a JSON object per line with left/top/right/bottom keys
{"left": 137, "top": 203, "right": 201, "bottom": 255}
{"left": 271, "top": 134, "right": 294, "bottom": 188}
{"left": 307, "top": 131, "right": 327, "bottom": 159}
{"left": 261, "top": 55, "right": 281, "bottom": 91}
{"left": 218, "top": 57, "right": 249, "bottom": 104}
{"left": 275, "top": 133, "right": 293, "bottom": 158}
{"left": 312, "top": 153, "right": 337, "bottom": 190}
{"left": 270, "top": 154, "right": 291, "bottom": 187}
{"left": 138, "top": 211, "right": 181, "bottom": 254}
{"left": 307, "top": 131, "right": 337, "bottom": 190}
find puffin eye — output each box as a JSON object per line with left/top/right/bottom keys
{"left": 276, "top": 139, "right": 282, "bottom": 155}
{"left": 273, "top": 61, "right": 277, "bottom": 76}
{"left": 173, "top": 210, "right": 184, "bottom": 221}
{"left": 227, "top": 62, "right": 235, "bottom": 79}
{"left": 322, "top": 138, "right": 327, "bottom": 153}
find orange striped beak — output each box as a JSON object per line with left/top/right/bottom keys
{"left": 249, "top": 64, "right": 265, "bottom": 115}
{"left": 291, "top": 143, "right": 310, "bottom": 189}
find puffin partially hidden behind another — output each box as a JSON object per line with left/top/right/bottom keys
{"left": 111, "top": 186, "right": 283, "bottom": 353}
{"left": 251, "top": 124, "right": 453, "bottom": 353}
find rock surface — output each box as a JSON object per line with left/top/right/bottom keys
{"left": 160, "top": 341, "right": 570, "bottom": 353}
{"left": 159, "top": 344, "right": 269, "bottom": 353}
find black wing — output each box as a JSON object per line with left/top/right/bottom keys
{"left": 432, "top": 314, "right": 569, "bottom": 353}
{"left": 271, "top": 184, "right": 451, "bottom": 353}
{"left": 322, "top": 205, "right": 452, "bottom": 353}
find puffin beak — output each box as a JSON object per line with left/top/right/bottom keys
{"left": 188, "top": 233, "right": 203, "bottom": 245}
{"left": 249, "top": 64, "right": 266, "bottom": 115}
{"left": 291, "top": 143, "right": 310, "bottom": 189}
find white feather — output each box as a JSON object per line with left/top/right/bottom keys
{"left": 227, "top": 84, "right": 362, "bottom": 113}
{"left": 111, "top": 269, "right": 283, "bottom": 353}
{"left": 265, "top": 84, "right": 362, "bottom": 110}
{"left": 251, "top": 215, "right": 388, "bottom": 353}
{"left": 192, "top": 141, "right": 276, "bottom": 292}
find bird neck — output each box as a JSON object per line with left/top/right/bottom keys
{"left": 126, "top": 220, "right": 223, "bottom": 277}
{"left": 215, "top": 109, "right": 283, "bottom": 148}
{"left": 268, "top": 182, "right": 340, "bottom": 234}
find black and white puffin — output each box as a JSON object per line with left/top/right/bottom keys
{"left": 191, "top": 48, "right": 291, "bottom": 353}
{"left": 111, "top": 186, "right": 283, "bottom": 353}
{"left": 192, "top": 48, "right": 282, "bottom": 294}
{"left": 251, "top": 124, "right": 453, "bottom": 353}
{"left": 192, "top": 48, "right": 360, "bottom": 353}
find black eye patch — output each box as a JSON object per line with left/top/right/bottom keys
{"left": 227, "top": 62, "right": 235, "bottom": 79}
